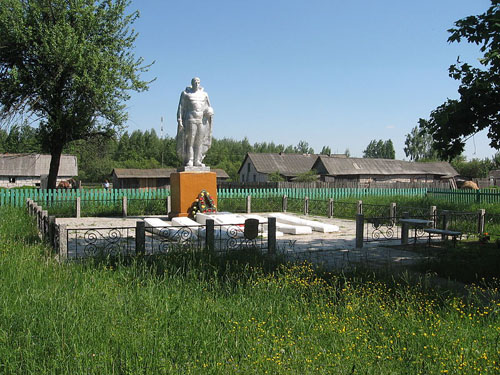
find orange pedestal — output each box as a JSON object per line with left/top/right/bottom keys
{"left": 169, "top": 172, "right": 217, "bottom": 218}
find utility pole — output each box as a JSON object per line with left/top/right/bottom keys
{"left": 160, "top": 116, "right": 164, "bottom": 167}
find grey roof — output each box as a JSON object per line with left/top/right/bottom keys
{"left": 0, "top": 154, "right": 78, "bottom": 177}
{"left": 239, "top": 153, "right": 318, "bottom": 177}
{"left": 314, "top": 156, "right": 458, "bottom": 177}
{"left": 489, "top": 169, "right": 500, "bottom": 178}
{"left": 112, "top": 168, "right": 230, "bottom": 179}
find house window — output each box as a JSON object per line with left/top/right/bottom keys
{"left": 247, "top": 163, "right": 251, "bottom": 173}
{"left": 253, "top": 174, "right": 256, "bottom": 182}
{"left": 8, "top": 177, "right": 16, "bottom": 183}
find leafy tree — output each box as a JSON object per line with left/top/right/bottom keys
{"left": 294, "top": 140, "right": 314, "bottom": 154}
{"left": 421, "top": 1, "right": 500, "bottom": 159}
{"left": 268, "top": 171, "right": 285, "bottom": 182}
{"left": 404, "top": 121, "right": 439, "bottom": 161}
{"left": 493, "top": 151, "right": 500, "bottom": 168}
{"left": 294, "top": 170, "right": 318, "bottom": 182}
{"left": 451, "top": 157, "right": 493, "bottom": 179}
{"left": 363, "top": 139, "right": 395, "bottom": 159}
{"left": 344, "top": 148, "right": 351, "bottom": 157}
{"left": 3, "top": 122, "right": 41, "bottom": 153}
{"left": 320, "top": 146, "right": 331, "bottom": 155}
{"left": 0, "top": 0, "right": 151, "bottom": 188}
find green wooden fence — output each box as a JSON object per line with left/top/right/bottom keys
{"left": 0, "top": 188, "right": 171, "bottom": 207}
{"left": 427, "top": 189, "right": 500, "bottom": 204}
{"left": 3, "top": 187, "right": 499, "bottom": 208}
{"left": 217, "top": 187, "right": 428, "bottom": 200}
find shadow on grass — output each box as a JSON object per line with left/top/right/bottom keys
{"left": 404, "top": 240, "right": 500, "bottom": 284}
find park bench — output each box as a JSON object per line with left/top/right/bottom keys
{"left": 423, "top": 228, "right": 462, "bottom": 247}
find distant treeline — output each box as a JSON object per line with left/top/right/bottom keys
{"left": 0, "top": 124, "right": 316, "bottom": 182}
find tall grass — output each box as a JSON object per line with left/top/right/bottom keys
{"left": 0, "top": 207, "right": 499, "bottom": 374}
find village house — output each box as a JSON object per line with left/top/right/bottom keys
{"left": 237, "top": 153, "right": 458, "bottom": 187}
{"left": 111, "top": 168, "right": 230, "bottom": 189}
{"left": 0, "top": 153, "right": 78, "bottom": 188}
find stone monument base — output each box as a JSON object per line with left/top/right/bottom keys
{"left": 169, "top": 171, "right": 217, "bottom": 219}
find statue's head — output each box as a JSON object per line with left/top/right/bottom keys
{"left": 191, "top": 77, "right": 200, "bottom": 89}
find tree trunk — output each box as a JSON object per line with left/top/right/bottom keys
{"left": 47, "top": 145, "right": 63, "bottom": 189}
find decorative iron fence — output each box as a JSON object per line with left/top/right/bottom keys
{"left": 252, "top": 196, "right": 282, "bottom": 213}
{"left": 332, "top": 201, "right": 358, "bottom": 219}
{"left": 365, "top": 217, "right": 399, "bottom": 242}
{"left": 308, "top": 199, "right": 329, "bottom": 217}
{"left": 217, "top": 197, "right": 246, "bottom": 213}
{"left": 67, "top": 226, "right": 136, "bottom": 258}
{"left": 58, "top": 219, "right": 273, "bottom": 260}
{"left": 363, "top": 203, "right": 390, "bottom": 218}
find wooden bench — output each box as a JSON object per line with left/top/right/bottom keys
{"left": 423, "top": 228, "right": 462, "bottom": 247}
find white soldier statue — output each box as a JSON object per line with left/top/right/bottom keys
{"left": 176, "top": 77, "right": 214, "bottom": 167}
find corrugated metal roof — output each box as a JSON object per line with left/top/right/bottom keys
{"left": 315, "top": 156, "right": 458, "bottom": 177}
{"left": 0, "top": 154, "right": 78, "bottom": 177}
{"left": 241, "top": 153, "right": 318, "bottom": 177}
{"left": 112, "top": 168, "right": 229, "bottom": 179}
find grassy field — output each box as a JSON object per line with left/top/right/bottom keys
{"left": 0, "top": 207, "right": 499, "bottom": 374}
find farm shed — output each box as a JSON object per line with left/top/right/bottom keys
{"left": 238, "top": 152, "right": 320, "bottom": 182}
{"left": 312, "top": 156, "right": 458, "bottom": 187}
{"left": 111, "top": 168, "right": 230, "bottom": 189}
{"left": 0, "top": 153, "right": 78, "bottom": 188}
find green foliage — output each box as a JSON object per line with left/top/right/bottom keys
{"left": 363, "top": 139, "right": 395, "bottom": 159}
{"left": 0, "top": 122, "right": 42, "bottom": 154}
{"left": 0, "top": 208, "right": 499, "bottom": 373}
{"left": 451, "top": 157, "right": 494, "bottom": 179}
{"left": 320, "top": 145, "right": 331, "bottom": 155}
{"left": 405, "top": 121, "right": 439, "bottom": 161}
{"left": 421, "top": 1, "right": 500, "bottom": 159}
{"left": 294, "top": 170, "right": 318, "bottom": 182}
{"left": 268, "top": 171, "right": 286, "bottom": 182}
{"left": 293, "top": 140, "right": 314, "bottom": 154}
{"left": 0, "top": 0, "right": 152, "bottom": 188}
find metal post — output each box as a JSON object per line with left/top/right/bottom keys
{"left": 357, "top": 200, "right": 363, "bottom": 215}
{"left": 135, "top": 221, "right": 145, "bottom": 256}
{"left": 76, "top": 197, "right": 81, "bottom": 218}
{"left": 355, "top": 214, "right": 364, "bottom": 249}
{"left": 246, "top": 195, "right": 251, "bottom": 214}
{"left": 442, "top": 210, "right": 449, "bottom": 240}
{"left": 268, "top": 217, "right": 276, "bottom": 254}
{"left": 122, "top": 196, "right": 128, "bottom": 217}
{"left": 478, "top": 209, "right": 486, "bottom": 234}
{"left": 42, "top": 210, "right": 48, "bottom": 239}
{"left": 390, "top": 202, "right": 396, "bottom": 225}
{"left": 401, "top": 211, "right": 409, "bottom": 245}
{"left": 282, "top": 195, "right": 287, "bottom": 213}
{"left": 166, "top": 195, "right": 171, "bottom": 215}
{"left": 304, "top": 196, "right": 309, "bottom": 216}
{"left": 430, "top": 206, "right": 437, "bottom": 228}
{"left": 328, "top": 198, "right": 334, "bottom": 218}
{"left": 206, "top": 219, "right": 215, "bottom": 252}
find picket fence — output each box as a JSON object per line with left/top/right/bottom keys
{"left": 2, "top": 187, "right": 500, "bottom": 208}
{"left": 0, "top": 188, "right": 170, "bottom": 207}
{"left": 1, "top": 187, "right": 429, "bottom": 207}
{"left": 428, "top": 188, "right": 500, "bottom": 204}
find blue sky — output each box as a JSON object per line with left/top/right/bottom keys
{"left": 125, "top": 0, "right": 496, "bottom": 160}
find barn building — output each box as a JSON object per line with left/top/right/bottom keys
{"left": 0, "top": 153, "right": 78, "bottom": 188}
